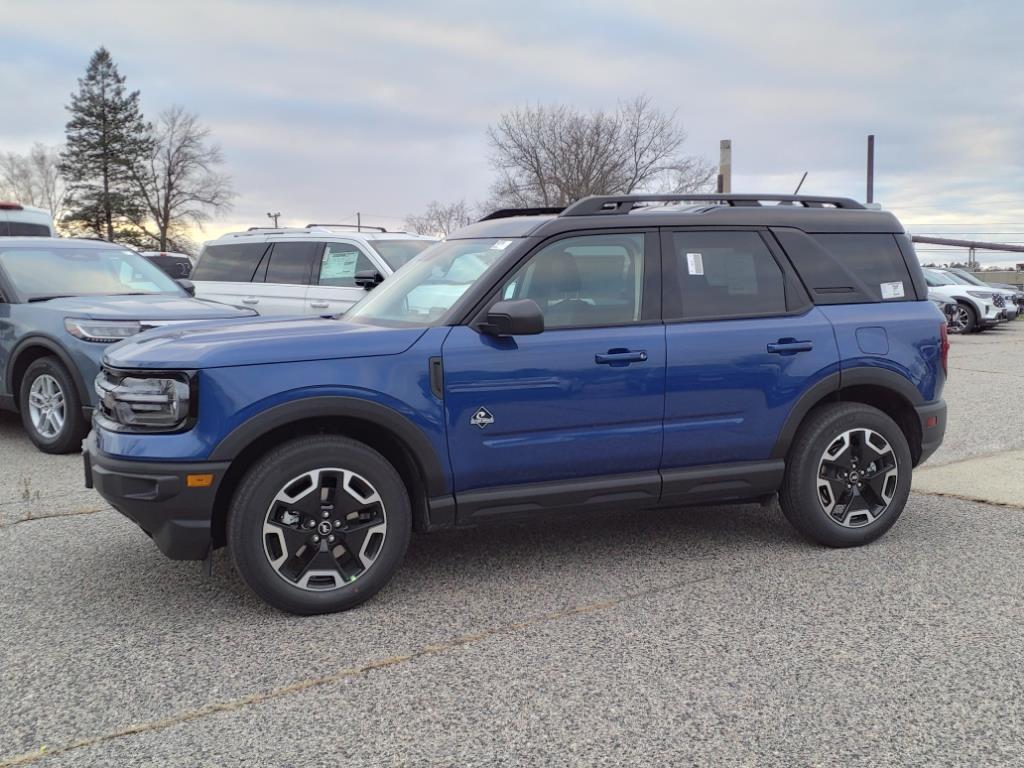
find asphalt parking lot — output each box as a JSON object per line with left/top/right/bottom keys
{"left": 1, "top": 323, "right": 1022, "bottom": 766}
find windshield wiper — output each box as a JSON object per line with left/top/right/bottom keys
{"left": 27, "top": 294, "right": 77, "bottom": 303}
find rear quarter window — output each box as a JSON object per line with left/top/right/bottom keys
{"left": 192, "top": 242, "right": 268, "bottom": 282}
{"left": 7, "top": 222, "right": 51, "bottom": 236}
{"left": 773, "top": 230, "right": 916, "bottom": 304}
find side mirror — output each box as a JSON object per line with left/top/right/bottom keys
{"left": 355, "top": 270, "right": 384, "bottom": 290}
{"left": 481, "top": 299, "right": 544, "bottom": 337}
{"left": 177, "top": 279, "right": 196, "bottom": 297}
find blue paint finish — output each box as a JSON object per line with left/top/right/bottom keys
{"left": 441, "top": 324, "right": 666, "bottom": 491}
{"left": 663, "top": 308, "right": 841, "bottom": 467}
{"left": 821, "top": 302, "right": 945, "bottom": 403}
{"left": 855, "top": 326, "right": 889, "bottom": 355}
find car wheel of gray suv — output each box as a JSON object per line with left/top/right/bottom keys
{"left": 780, "top": 403, "right": 912, "bottom": 547}
{"left": 18, "top": 357, "right": 88, "bottom": 454}
{"left": 228, "top": 435, "right": 412, "bottom": 615}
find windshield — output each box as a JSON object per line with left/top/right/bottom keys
{"left": 923, "top": 269, "right": 958, "bottom": 286}
{"left": 947, "top": 269, "right": 987, "bottom": 287}
{"left": 346, "top": 238, "right": 516, "bottom": 327}
{"left": 370, "top": 239, "right": 434, "bottom": 270}
{"left": 0, "top": 245, "right": 181, "bottom": 301}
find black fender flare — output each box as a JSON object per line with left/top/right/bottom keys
{"left": 6, "top": 335, "right": 91, "bottom": 409}
{"left": 209, "top": 396, "right": 448, "bottom": 497}
{"left": 770, "top": 367, "right": 923, "bottom": 459}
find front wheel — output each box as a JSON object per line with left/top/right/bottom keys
{"left": 780, "top": 403, "right": 912, "bottom": 547}
{"left": 228, "top": 435, "right": 411, "bottom": 615}
{"left": 948, "top": 302, "right": 977, "bottom": 334}
{"left": 18, "top": 357, "right": 88, "bottom": 454}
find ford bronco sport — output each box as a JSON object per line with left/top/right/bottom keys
{"left": 84, "top": 194, "right": 948, "bottom": 615}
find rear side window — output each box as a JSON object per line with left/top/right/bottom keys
{"left": 192, "top": 242, "right": 268, "bottom": 282}
{"left": 8, "top": 222, "right": 50, "bottom": 236}
{"left": 774, "top": 231, "right": 914, "bottom": 303}
{"left": 666, "top": 231, "right": 787, "bottom": 320}
{"left": 262, "top": 242, "right": 320, "bottom": 285}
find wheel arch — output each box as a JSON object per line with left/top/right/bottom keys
{"left": 772, "top": 369, "right": 924, "bottom": 466}
{"left": 7, "top": 336, "right": 90, "bottom": 411}
{"left": 209, "top": 397, "right": 449, "bottom": 547}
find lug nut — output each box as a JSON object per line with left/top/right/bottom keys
{"left": 327, "top": 535, "right": 335, "bottom": 543}
{"left": 333, "top": 520, "right": 341, "bottom": 528}
{"left": 321, "top": 511, "right": 330, "bottom": 519}
{"left": 312, "top": 535, "right": 320, "bottom": 543}
{"left": 305, "top": 520, "right": 315, "bottom": 528}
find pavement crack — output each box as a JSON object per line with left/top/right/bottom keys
{"left": 0, "top": 568, "right": 729, "bottom": 766}
{"left": 0, "top": 508, "right": 105, "bottom": 530}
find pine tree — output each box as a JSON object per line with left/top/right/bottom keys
{"left": 60, "top": 47, "right": 152, "bottom": 242}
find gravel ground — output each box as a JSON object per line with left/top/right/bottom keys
{"left": 0, "top": 320, "right": 1021, "bottom": 767}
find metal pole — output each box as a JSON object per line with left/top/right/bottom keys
{"left": 357, "top": 212, "right": 361, "bottom": 232}
{"left": 719, "top": 140, "right": 732, "bottom": 194}
{"left": 866, "top": 135, "right": 875, "bottom": 204}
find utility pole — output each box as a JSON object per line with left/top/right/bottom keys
{"left": 356, "top": 212, "right": 361, "bottom": 232}
{"left": 866, "top": 135, "right": 875, "bottom": 204}
{"left": 267, "top": 211, "right": 281, "bottom": 227}
{"left": 718, "top": 139, "right": 732, "bottom": 193}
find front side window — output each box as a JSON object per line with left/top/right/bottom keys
{"left": 318, "top": 244, "right": 375, "bottom": 287}
{"left": 501, "top": 233, "right": 646, "bottom": 329}
{"left": 667, "top": 231, "right": 786, "bottom": 320}
{"left": 0, "top": 246, "right": 180, "bottom": 301}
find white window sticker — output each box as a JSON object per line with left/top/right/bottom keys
{"left": 490, "top": 240, "right": 512, "bottom": 251}
{"left": 686, "top": 252, "right": 704, "bottom": 276}
{"left": 880, "top": 281, "right": 905, "bottom": 300}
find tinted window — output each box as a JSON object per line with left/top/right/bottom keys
{"left": 8, "top": 222, "right": 50, "bottom": 236}
{"left": 667, "top": 231, "right": 786, "bottom": 320}
{"left": 318, "top": 244, "right": 374, "bottom": 287}
{"left": 262, "top": 242, "right": 319, "bottom": 285}
{"left": 502, "top": 233, "right": 645, "bottom": 329}
{"left": 786, "top": 234, "right": 917, "bottom": 303}
{"left": 371, "top": 239, "right": 432, "bottom": 270}
{"left": 192, "top": 242, "right": 268, "bottom": 282}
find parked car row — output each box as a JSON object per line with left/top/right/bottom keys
{"left": 924, "top": 266, "right": 1022, "bottom": 333}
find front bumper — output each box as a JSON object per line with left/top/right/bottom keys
{"left": 83, "top": 431, "right": 229, "bottom": 560}
{"left": 915, "top": 400, "right": 947, "bottom": 466}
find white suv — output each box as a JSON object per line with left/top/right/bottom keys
{"left": 0, "top": 202, "right": 56, "bottom": 236}
{"left": 923, "top": 267, "right": 1001, "bottom": 333}
{"left": 191, "top": 225, "right": 438, "bottom": 316}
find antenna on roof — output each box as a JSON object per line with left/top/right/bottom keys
{"left": 793, "top": 172, "right": 808, "bottom": 195}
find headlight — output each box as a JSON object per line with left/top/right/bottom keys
{"left": 65, "top": 318, "right": 142, "bottom": 343}
{"left": 95, "top": 368, "right": 194, "bottom": 432}
{"left": 966, "top": 291, "right": 994, "bottom": 300}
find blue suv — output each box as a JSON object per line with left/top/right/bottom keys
{"left": 84, "top": 195, "right": 949, "bottom": 614}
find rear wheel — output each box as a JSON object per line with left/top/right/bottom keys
{"left": 780, "top": 403, "right": 912, "bottom": 547}
{"left": 18, "top": 357, "right": 88, "bottom": 454}
{"left": 949, "top": 302, "right": 977, "bottom": 334}
{"left": 228, "top": 435, "right": 411, "bottom": 614}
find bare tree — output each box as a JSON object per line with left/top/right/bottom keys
{"left": 130, "top": 105, "right": 235, "bottom": 251}
{"left": 486, "top": 95, "right": 713, "bottom": 208}
{"left": 405, "top": 199, "right": 473, "bottom": 236}
{"left": 0, "top": 143, "right": 69, "bottom": 222}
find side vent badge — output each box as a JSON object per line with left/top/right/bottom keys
{"left": 470, "top": 407, "right": 494, "bottom": 429}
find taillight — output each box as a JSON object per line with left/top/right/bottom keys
{"left": 0, "top": 201, "right": 24, "bottom": 210}
{"left": 939, "top": 322, "right": 949, "bottom": 377}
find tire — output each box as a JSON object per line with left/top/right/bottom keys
{"left": 949, "top": 302, "right": 976, "bottom": 334}
{"left": 18, "top": 357, "right": 88, "bottom": 454}
{"left": 779, "top": 403, "right": 912, "bottom": 548}
{"left": 228, "top": 435, "right": 411, "bottom": 615}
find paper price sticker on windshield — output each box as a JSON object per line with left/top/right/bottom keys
{"left": 880, "top": 281, "right": 905, "bottom": 299}
{"left": 686, "top": 252, "right": 704, "bottom": 275}
{"left": 490, "top": 240, "right": 512, "bottom": 250}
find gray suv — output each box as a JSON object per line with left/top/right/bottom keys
{"left": 0, "top": 238, "right": 255, "bottom": 453}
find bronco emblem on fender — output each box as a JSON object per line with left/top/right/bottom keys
{"left": 470, "top": 407, "right": 494, "bottom": 429}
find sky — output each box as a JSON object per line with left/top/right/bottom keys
{"left": 3, "top": 0, "right": 1024, "bottom": 265}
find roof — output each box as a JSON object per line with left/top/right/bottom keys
{"left": 213, "top": 225, "right": 437, "bottom": 242}
{"left": 0, "top": 236, "right": 123, "bottom": 249}
{"left": 455, "top": 194, "right": 905, "bottom": 239}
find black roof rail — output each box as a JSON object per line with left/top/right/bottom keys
{"left": 479, "top": 207, "right": 565, "bottom": 222}
{"left": 304, "top": 223, "right": 388, "bottom": 233}
{"left": 561, "top": 194, "right": 865, "bottom": 216}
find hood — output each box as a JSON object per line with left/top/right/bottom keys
{"left": 104, "top": 315, "right": 428, "bottom": 369}
{"left": 41, "top": 294, "right": 257, "bottom": 320}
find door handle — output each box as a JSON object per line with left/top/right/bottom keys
{"left": 309, "top": 301, "right": 329, "bottom": 309}
{"left": 241, "top": 297, "right": 259, "bottom": 305}
{"left": 767, "top": 339, "right": 813, "bottom": 354}
{"left": 595, "top": 349, "right": 648, "bottom": 365}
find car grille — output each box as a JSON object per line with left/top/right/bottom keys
{"left": 993, "top": 294, "right": 1005, "bottom": 308}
